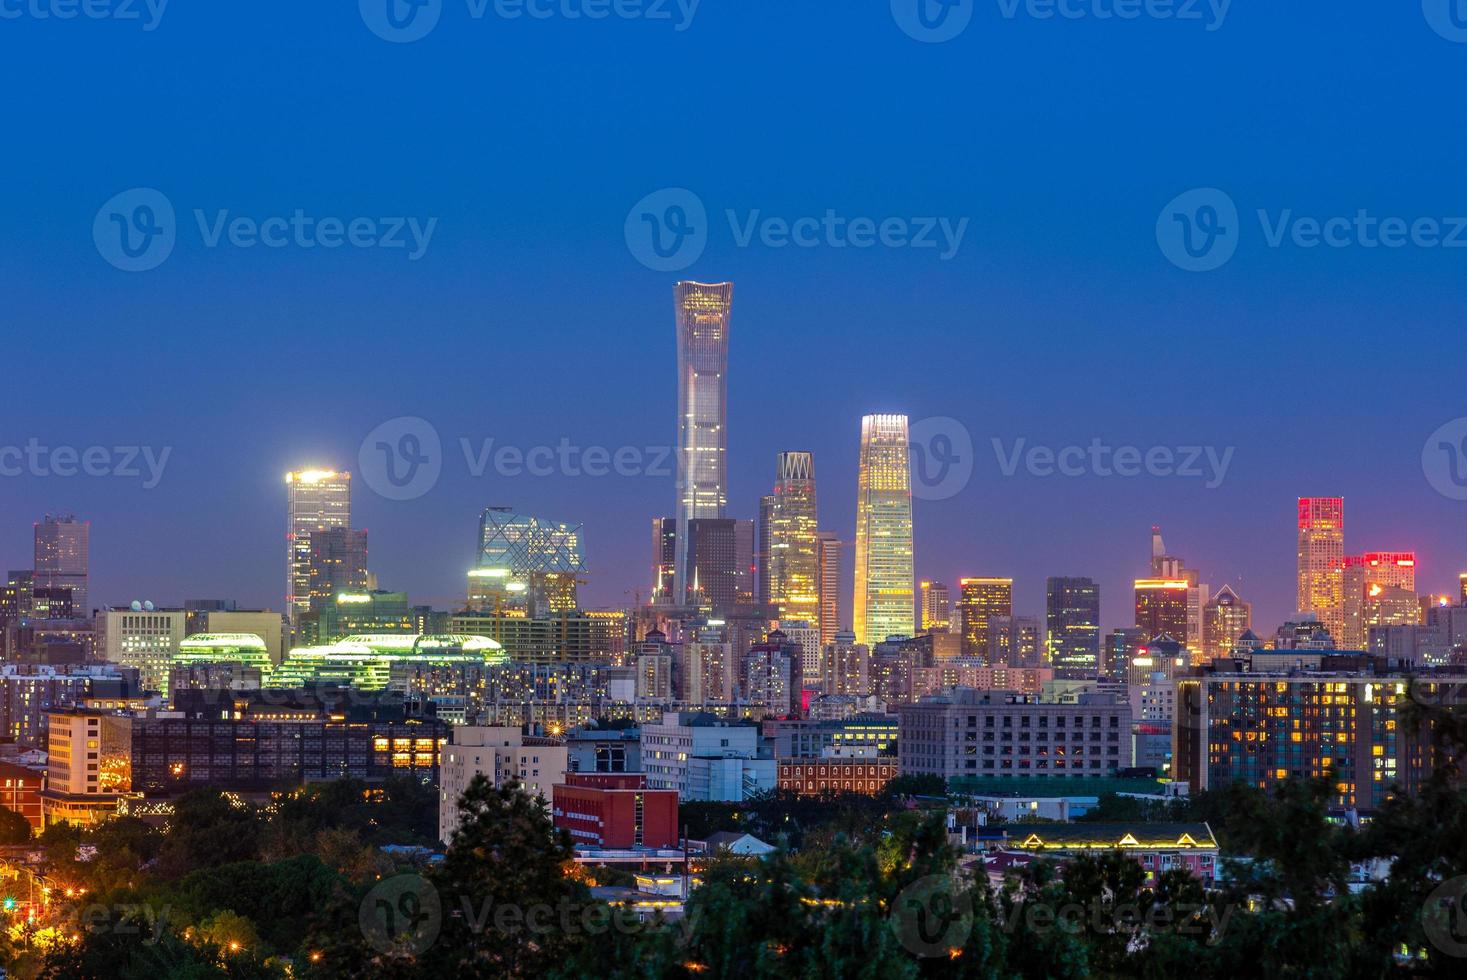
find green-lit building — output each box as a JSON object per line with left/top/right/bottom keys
{"left": 170, "top": 633, "right": 275, "bottom": 676}
{"left": 270, "top": 633, "right": 506, "bottom": 691}
{"left": 296, "top": 591, "right": 415, "bottom": 646}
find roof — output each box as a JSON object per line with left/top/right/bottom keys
{"left": 999, "top": 822, "right": 1218, "bottom": 851}
{"left": 702, "top": 831, "right": 775, "bottom": 854}
{"left": 949, "top": 776, "right": 1169, "bottom": 799}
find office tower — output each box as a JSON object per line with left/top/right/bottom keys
{"left": 734, "top": 518, "right": 756, "bottom": 606}
{"left": 285, "top": 469, "right": 352, "bottom": 623}
{"left": 673, "top": 280, "right": 733, "bottom": 600}
{"left": 650, "top": 517, "right": 677, "bottom": 602}
{"left": 822, "top": 631, "right": 869, "bottom": 696}
{"left": 0, "top": 571, "right": 34, "bottom": 627}
{"left": 743, "top": 638, "right": 796, "bottom": 715}
{"left": 653, "top": 517, "right": 741, "bottom": 613}
{"left": 986, "top": 615, "right": 1041, "bottom": 668}
{"left": 304, "top": 527, "right": 369, "bottom": 611}
{"left": 685, "top": 639, "right": 736, "bottom": 703}
{"left": 757, "top": 494, "right": 775, "bottom": 607}
{"left": 958, "top": 578, "right": 1012, "bottom": 660}
{"left": 97, "top": 604, "right": 187, "bottom": 692}
{"left": 921, "top": 581, "right": 952, "bottom": 634}
{"left": 34, "top": 514, "right": 89, "bottom": 617}
{"left": 1297, "top": 497, "right": 1345, "bottom": 643}
{"left": 1045, "top": 576, "right": 1100, "bottom": 678}
{"left": 1134, "top": 579, "right": 1191, "bottom": 645}
{"left": 817, "top": 532, "right": 843, "bottom": 648}
{"left": 853, "top": 415, "right": 915, "bottom": 645}
{"left": 1146, "top": 526, "right": 1206, "bottom": 661}
{"left": 1341, "top": 552, "right": 1416, "bottom": 650}
{"left": 1104, "top": 627, "right": 1147, "bottom": 683}
{"left": 475, "top": 508, "right": 585, "bottom": 616}
{"left": 1202, "top": 585, "right": 1252, "bottom": 660}
{"left": 775, "top": 622, "right": 822, "bottom": 686}
{"left": 768, "top": 452, "right": 821, "bottom": 629}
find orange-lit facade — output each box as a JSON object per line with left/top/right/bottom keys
{"left": 959, "top": 578, "right": 1012, "bottom": 661}
{"left": 1297, "top": 497, "right": 1345, "bottom": 643}
{"left": 1133, "top": 579, "right": 1190, "bottom": 646}
{"left": 852, "top": 415, "right": 914, "bottom": 645}
{"left": 768, "top": 452, "right": 820, "bottom": 630}
{"left": 777, "top": 757, "right": 897, "bottom": 796}
{"left": 1341, "top": 552, "right": 1417, "bottom": 650}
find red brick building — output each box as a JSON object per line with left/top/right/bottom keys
{"left": 551, "top": 773, "right": 678, "bottom": 849}
{"left": 777, "top": 757, "right": 898, "bottom": 796}
{"left": 0, "top": 760, "right": 46, "bottom": 832}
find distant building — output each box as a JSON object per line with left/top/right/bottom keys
{"left": 1202, "top": 586, "right": 1251, "bottom": 660}
{"left": 853, "top": 415, "right": 914, "bottom": 645}
{"left": 768, "top": 452, "right": 821, "bottom": 631}
{"left": 34, "top": 514, "right": 89, "bottom": 617}
{"left": 0, "top": 663, "right": 140, "bottom": 749}
{"left": 641, "top": 712, "right": 773, "bottom": 801}
{"left": 959, "top": 578, "right": 1012, "bottom": 661}
{"left": 816, "top": 532, "right": 844, "bottom": 649}
{"left": 1045, "top": 577, "right": 1100, "bottom": 678}
{"left": 1133, "top": 580, "right": 1190, "bottom": 648}
{"left": 97, "top": 605, "right": 187, "bottom": 692}
{"left": 439, "top": 726, "right": 568, "bottom": 843}
{"left": 285, "top": 469, "right": 352, "bottom": 623}
{"left": 778, "top": 757, "right": 898, "bottom": 796}
{"left": 1297, "top": 497, "right": 1345, "bottom": 644}
{"left": 994, "top": 823, "right": 1219, "bottom": 885}
{"left": 552, "top": 773, "right": 679, "bottom": 850}
{"left": 921, "top": 581, "right": 952, "bottom": 634}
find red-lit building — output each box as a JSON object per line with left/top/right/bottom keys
{"left": 777, "top": 757, "right": 897, "bottom": 796}
{"left": 0, "top": 760, "right": 45, "bottom": 832}
{"left": 551, "top": 773, "right": 678, "bottom": 849}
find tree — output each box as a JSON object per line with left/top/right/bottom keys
{"left": 0, "top": 805, "right": 31, "bottom": 845}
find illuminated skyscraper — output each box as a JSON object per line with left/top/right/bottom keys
{"left": 1045, "top": 576, "right": 1100, "bottom": 678}
{"left": 768, "top": 452, "right": 820, "bottom": 629}
{"left": 959, "top": 578, "right": 1012, "bottom": 660}
{"left": 475, "top": 508, "right": 585, "bottom": 616}
{"left": 1297, "top": 497, "right": 1345, "bottom": 643}
{"left": 757, "top": 494, "right": 775, "bottom": 607}
{"left": 816, "top": 532, "right": 843, "bottom": 648}
{"left": 852, "top": 414, "right": 914, "bottom": 645}
{"left": 1341, "top": 552, "right": 1416, "bottom": 650}
{"left": 1134, "top": 579, "right": 1191, "bottom": 645}
{"left": 921, "top": 581, "right": 951, "bottom": 634}
{"left": 673, "top": 280, "right": 733, "bottom": 600}
{"left": 34, "top": 514, "right": 89, "bottom": 617}
{"left": 285, "top": 470, "right": 351, "bottom": 623}
{"left": 305, "top": 527, "right": 369, "bottom": 612}
{"left": 1202, "top": 585, "right": 1252, "bottom": 660}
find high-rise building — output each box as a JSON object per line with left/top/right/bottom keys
{"left": 475, "top": 508, "right": 586, "bottom": 616}
{"left": 768, "top": 452, "right": 820, "bottom": 629}
{"left": 1045, "top": 576, "right": 1100, "bottom": 678}
{"left": 1297, "top": 497, "right": 1345, "bottom": 643}
{"left": 1134, "top": 579, "right": 1191, "bottom": 645}
{"left": 734, "top": 518, "right": 756, "bottom": 607}
{"left": 285, "top": 470, "right": 352, "bottom": 623}
{"left": 986, "top": 615, "right": 1041, "bottom": 668}
{"left": 673, "top": 280, "right": 733, "bottom": 600}
{"left": 816, "top": 532, "right": 843, "bottom": 648}
{"left": 921, "top": 581, "right": 952, "bottom": 634}
{"left": 1202, "top": 585, "right": 1252, "bottom": 660}
{"left": 1341, "top": 552, "right": 1416, "bottom": 650}
{"left": 652, "top": 517, "right": 742, "bottom": 613}
{"left": 304, "top": 527, "right": 369, "bottom": 612}
{"left": 853, "top": 415, "right": 914, "bottom": 645}
{"left": 1103, "top": 627, "right": 1147, "bottom": 683}
{"left": 97, "top": 605, "right": 187, "bottom": 692}
{"left": 757, "top": 494, "right": 775, "bottom": 607}
{"left": 34, "top": 514, "right": 89, "bottom": 617}
{"left": 958, "top": 578, "right": 1012, "bottom": 660}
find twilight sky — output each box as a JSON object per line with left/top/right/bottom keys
{"left": 3, "top": 3, "right": 1466, "bottom": 635}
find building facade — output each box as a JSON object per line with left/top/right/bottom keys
{"left": 853, "top": 414, "right": 914, "bottom": 645}
{"left": 1045, "top": 576, "right": 1100, "bottom": 678}
{"left": 1297, "top": 497, "right": 1345, "bottom": 644}
{"left": 673, "top": 281, "right": 733, "bottom": 601}
{"left": 285, "top": 469, "right": 352, "bottom": 623}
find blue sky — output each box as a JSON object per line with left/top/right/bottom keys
{"left": 3, "top": 2, "right": 1466, "bottom": 633}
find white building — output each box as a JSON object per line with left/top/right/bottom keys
{"left": 97, "top": 606, "right": 186, "bottom": 692}
{"left": 641, "top": 711, "right": 767, "bottom": 801}
{"left": 438, "top": 726, "right": 568, "bottom": 844}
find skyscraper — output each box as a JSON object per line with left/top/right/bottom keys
{"left": 959, "top": 578, "right": 1013, "bottom": 660}
{"left": 1341, "top": 552, "right": 1416, "bottom": 650}
{"left": 852, "top": 415, "right": 914, "bottom": 645}
{"left": 920, "top": 581, "right": 951, "bottom": 634}
{"left": 305, "top": 527, "right": 369, "bottom": 612}
{"left": 757, "top": 494, "right": 775, "bottom": 607}
{"left": 34, "top": 514, "right": 89, "bottom": 617}
{"left": 673, "top": 280, "right": 733, "bottom": 600}
{"left": 476, "top": 508, "right": 586, "bottom": 616}
{"left": 1134, "top": 579, "right": 1191, "bottom": 645}
{"left": 1202, "top": 585, "right": 1252, "bottom": 659}
{"left": 768, "top": 452, "right": 820, "bottom": 630}
{"left": 1297, "top": 497, "right": 1345, "bottom": 643}
{"left": 816, "top": 531, "right": 843, "bottom": 648}
{"left": 285, "top": 470, "right": 352, "bottom": 623}
{"left": 1045, "top": 576, "right": 1100, "bottom": 678}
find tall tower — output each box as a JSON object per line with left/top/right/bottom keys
{"left": 285, "top": 470, "right": 352, "bottom": 623}
{"left": 852, "top": 414, "right": 914, "bottom": 645}
{"left": 673, "top": 281, "right": 733, "bottom": 601}
{"left": 1134, "top": 579, "right": 1191, "bottom": 645}
{"left": 816, "top": 532, "right": 843, "bottom": 648}
{"left": 769, "top": 452, "right": 820, "bottom": 629}
{"left": 959, "top": 578, "right": 1013, "bottom": 660}
{"left": 1045, "top": 576, "right": 1100, "bottom": 677}
{"left": 33, "top": 514, "right": 89, "bottom": 617}
{"left": 920, "top": 581, "right": 952, "bottom": 633}
{"left": 1297, "top": 497, "right": 1345, "bottom": 643}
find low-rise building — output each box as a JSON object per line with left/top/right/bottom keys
{"left": 551, "top": 773, "right": 678, "bottom": 849}
{"left": 777, "top": 756, "right": 897, "bottom": 796}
